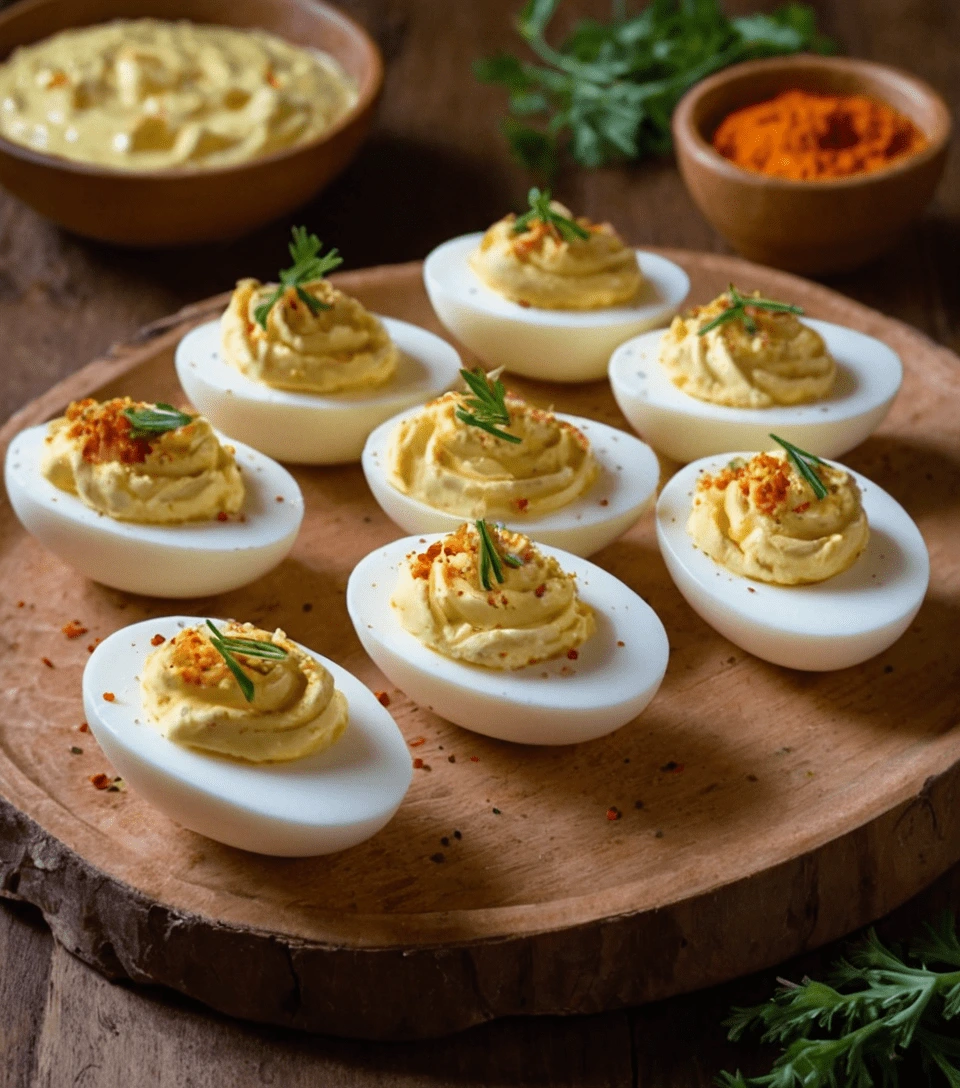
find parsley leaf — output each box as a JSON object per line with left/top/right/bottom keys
{"left": 253, "top": 226, "right": 343, "bottom": 329}
{"left": 476, "top": 0, "right": 834, "bottom": 172}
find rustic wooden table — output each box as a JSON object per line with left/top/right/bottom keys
{"left": 1, "top": 0, "right": 958, "bottom": 1083}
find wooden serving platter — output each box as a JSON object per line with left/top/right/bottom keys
{"left": 0, "top": 252, "right": 958, "bottom": 1040}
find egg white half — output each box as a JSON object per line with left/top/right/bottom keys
{"left": 361, "top": 409, "right": 660, "bottom": 557}
{"left": 83, "top": 616, "right": 413, "bottom": 856}
{"left": 175, "top": 316, "right": 463, "bottom": 464}
{"left": 5, "top": 425, "right": 303, "bottom": 598}
{"left": 346, "top": 535, "right": 669, "bottom": 746}
{"left": 609, "top": 321, "right": 903, "bottom": 463}
{"left": 656, "top": 454, "right": 929, "bottom": 671}
{"left": 423, "top": 233, "right": 690, "bottom": 382}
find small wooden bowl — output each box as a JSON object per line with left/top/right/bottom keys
{"left": 0, "top": 0, "right": 383, "bottom": 246}
{"left": 672, "top": 55, "right": 951, "bottom": 276}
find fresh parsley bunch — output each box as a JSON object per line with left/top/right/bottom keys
{"left": 476, "top": 0, "right": 834, "bottom": 172}
{"left": 719, "top": 914, "right": 960, "bottom": 1087}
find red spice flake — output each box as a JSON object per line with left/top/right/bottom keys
{"left": 534, "top": 583, "right": 547, "bottom": 598}
{"left": 216, "top": 511, "right": 229, "bottom": 522}
{"left": 606, "top": 807, "right": 621, "bottom": 821}
{"left": 62, "top": 620, "right": 88, "bottom": 639}
{"left": 409, "top": 736, "right": 426, "bottom": 748}
{"left": 275, "top": 495, "right": 284, "bottom": 503}
{"left": 413, "top": 757, "right": 424, "bottom": 769}
{"left": 599, "top": 498, "right": 609, "bottom": 507}
{"left": 567, "top": 648, "right": 579, "bottom": 661}
{"left": 699, "top": 452, "right": 793, "bottom": 516}
{"left": 17, "top": 601, "right": 25, "bottom": 608}
{"left": 518, "top": 300, "right": 531, "bottom": 308}
{"left": 617, "top": 640, "right": 625, "bottom": 648}
{"left": 78, "top": 722, "right": 89, "bottom": 733}
{"left": 410, "top": 540, "right": 443, "bottom": 580}
{"left": 470, "top": 755, "right": 479, "bottom": 763}
{"left": 793, "top": 501, "right": 811, "bottom": 513}
{"left": 515, "top": 498, "right": 530, "bottom": 512}
{"left": 64, "top": 398, "right": 154, "bottom": 465}
{"left": 375, "top": 691, "right": 391, "bottom": 707}
{"left": 89, "top": 773, "right": 112, "bottom": 790}
{"left": 150, "top": 634, "right": 166, "bottom": 647}
{"left": 102, "top": 692, "right": 116, "bottom": 702}
{"left": 660, "top": 760, "right": 685, "bottom": 774}
{"left": 41, "top": 657, "right": 55, "bottom": 668}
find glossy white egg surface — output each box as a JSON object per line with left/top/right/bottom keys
{"left": 347, "top": 535, "right": 669, "bottom": 745}
{"left": 656, "top": 455, "right": 929, "bottom": 671}
{"left": 5, "top": 426, "right": 303, "bottom": 598}
{"left": 423, "top": 233, "right": 690, "bottom": 383}
{"left": 610, "top": 321, "right": 903, "bottom": 463}
{"left": 83, "top": 617, "right": 413, "bottom": 856}
{"left": 175, "top": 316, "right": 463, "bottom": 464}
{"left": 361, "top": 408, "right": 660, "bottom": 557}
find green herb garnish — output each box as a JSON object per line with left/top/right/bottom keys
{"left": 476, "top": 519, "right": 507, "bottom": 591}
{"left": 253, "top": 226, "right": 343, "bottom": 330}
{"left": 122, "top": 402, "right": 194, "bottom": 439}
{"left": 456, "top": 367, "right": 523, "bottom": 444}
{"left": 512, "top": 186, "right": 589, "bottom": 241}
{"left": 697, "top": 284, "right": 805, "bottom": 337}
{"left": 204, "top": 620, "right": 288, "bottom": 704}
{"left": 770, "top": 433, "right": 828, "bottom": 501}
{"left": 719, "top": 912, "right": 960, "bottom": 1087}
{"left": 475, "top": 0, "right": 833, "bottom": 173}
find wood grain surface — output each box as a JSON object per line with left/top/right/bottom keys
{"left": 1, "top": 0, "right": 959, "bottom": 1082}
{"left": 2, "top": 254, "right": 960, "bottom": 1040}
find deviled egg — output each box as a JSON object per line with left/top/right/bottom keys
{"left": 5, "top": 397, "right": 302, "bottom": 597}
{"left": 83, "top": 617, "right": 412, "bottom": 855}
{"left": 347, "top": 521, "right": 669, "bottom": 745}
{"left": 424, "top": 188, "right": 689, "bottom": 382}
{"left": 362, "top": 368, "right": 660, "bottom": 556}
{"left": 610, "top": 286, "right": 902, "bottom": 462}
{"left": 656, "top": 440, "right": 929, "bottom": 671}
{"left": 176, "top": 226, "right": 462, "bottom": 464}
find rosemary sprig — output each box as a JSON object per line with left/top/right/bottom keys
{"left": 698, "top": 284, "right": 804, "bottom": 337}
{"left": 456, "top": 367, "right": 523, "bottom": 444}
{"left": 204, "top": 620, "right": 287, "bottom": 704}
{"left": 122, "top": 402, "right": 194, "bottom": 439}
{"left": 512, "top": 186, "right": 590, "bottom": 242}
{"left": 770, "top": 433, "right": 829, "bottom": 502}
{"left": 475, "top": 519, "right": 507, "bottom": 591}
{"left": 718, "top": 914, "right": 960, "bottom": 1087}
{"left": 253, "top": 225, "right": 343, "bottom": 329}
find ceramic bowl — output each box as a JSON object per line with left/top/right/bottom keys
{"left": 0, "top": 0, "right": 383, "bottom": 245}
{"left": 672, "top": 55, "right": 951, "bottom": 275}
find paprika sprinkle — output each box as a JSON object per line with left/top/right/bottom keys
{"left": 713, "top": 89, "right": 927, "bottom": 181}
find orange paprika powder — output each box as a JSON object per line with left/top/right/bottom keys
{"left": 712, "top": 89, "right": 927, "bottom": 181}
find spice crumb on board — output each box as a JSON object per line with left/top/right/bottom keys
{"left": 453, "top": 829, "right": 462, "bottom": 840}
{"left": 409, "top": 736, "right": 426, "bottom": 747}
{"left": 69, "top": 746, "right": 83, "bottom": 755}
{"left": 606, "top": 806, "right": 621, "bottom": 821}
{"left": 89, "top": 773, "right": 111, "bottom": 789}
{"left": 440, "top": 836, "right": 450, "bottom": 847}
{"left": 660, "top": 760, "right": 684, "bottom": 774}
{"left": 430, "top": 852, "right": 445, "bottom": 863}
{"left": 78, "top": 722, "right": 88, "bottom": 733}
{"left": 470, "top": 755, "right": 479, "bottom": 762}
{"left": 17, "top": 601, "right": 25, "bottom": 608}
{"left": 62, "top": 621, "right": 88, "bottom": 639}
{"left": 41, "top": 657, "right": 55, "bottom": 668}
{"left": 492, "top": 807, "right": 501, "bottom": 815}
{"left": 375, "top": 691, "right": 391, "bottom": 707}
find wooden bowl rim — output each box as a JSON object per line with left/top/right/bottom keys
{"left": 673, "top": 53, "right": 953, "bottom": 193}
{"left": 0, "top": 0, "right": 384, "bottom": 180}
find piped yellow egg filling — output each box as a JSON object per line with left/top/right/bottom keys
{"left": 141, "top": 622, "right": 348, "bottom": 763}
{"left": 391, "top": 522, "right": 595, "bottom": 669}
{"left": 40, "top": 397, "right": 243, "bottom": 524}
{"left": 687, "top": 450, "right": 869, "bottom": 585}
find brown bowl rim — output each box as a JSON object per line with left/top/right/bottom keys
{"left": 673, "top": 53, "right": 953, "bottom": 192}
{"left": 0, "top": 0, "right": 384, "bottom": 180}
